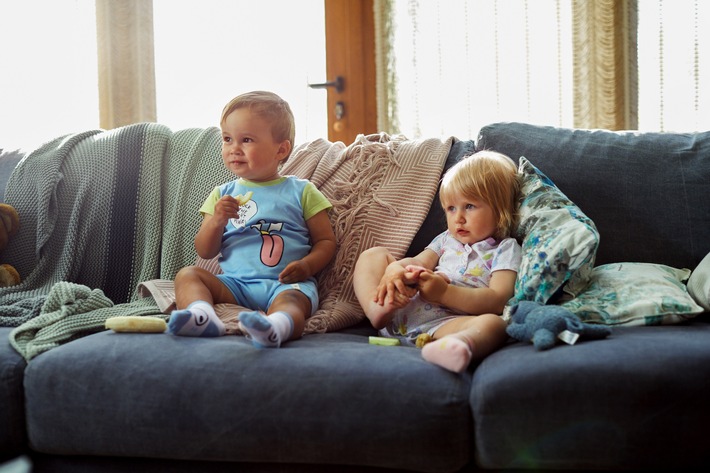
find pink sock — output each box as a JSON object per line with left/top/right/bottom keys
{"left": 421, "top": 336, "right": 473, "bottom": 373}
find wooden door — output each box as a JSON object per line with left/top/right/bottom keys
{"left": 323, "top": 0, "right": 378, "bottom": 144}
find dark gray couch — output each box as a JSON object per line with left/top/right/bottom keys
{"left": 1, "top": 122, "right": 709, "bottom": 472}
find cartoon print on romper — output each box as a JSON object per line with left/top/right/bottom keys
{"left": 251, "top": 220, "right": 283, "bottom": 267}
{"left": 229, "top": 197, "right": 285, "bottom": 267}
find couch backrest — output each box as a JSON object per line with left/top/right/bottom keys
{"left": 476, "top": 122, "right": 710, "bottom": 270}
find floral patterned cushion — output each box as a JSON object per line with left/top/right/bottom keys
{"left": 513, "top": 157, "right": 599, "bottom": 303}
{"left": 561, "top": 263, "right": 704, "bottom": 325}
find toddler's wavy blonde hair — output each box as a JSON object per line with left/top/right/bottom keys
{"left": 439, "top": 150, "right": 520, "bottom": 240}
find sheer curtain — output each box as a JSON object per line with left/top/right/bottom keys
{"left": 376, "top": 0, "right": 710, "bottom": 137}
{"left": 96, "top": 0, "right": 157, "bottom": 130}
{"left": 638, "top": 0, "right": 710, "bottom": 132}
{"left": 376, "top": 0, "right": 573, "bottom": 139}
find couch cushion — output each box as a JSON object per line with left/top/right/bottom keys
{"left": 0, "top": 327, "right": 27, "bottom": 460}
{"left": 24, "top": 331, "right": 472, "bottom": 472}
{"left": 513, "top": 157, "right": 599, "bottom": 303}
{"left": 561, "top": 262, "right": 704, "bottom": 325}
{"left": 471, "top": 322, "right": 710, "bottom": 470}
{"left": 476, "top": 123, "right": 710, "bottom": 269}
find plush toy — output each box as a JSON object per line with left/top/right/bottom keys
{"left": 0, "top": 203, "right": 21, "bottom": 287}
{"left": 506, "top": 300, "right": 611, "bottom": 350}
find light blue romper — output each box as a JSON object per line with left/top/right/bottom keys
{"left": 200, "top": 176, "right": 332, "bottom": 314}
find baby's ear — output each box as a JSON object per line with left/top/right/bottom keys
{"left": 278, "top": 140, "right": 292, "bottom": 159}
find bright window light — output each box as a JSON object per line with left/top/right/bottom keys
{"left": 0, "top": 0, "right": 99, "bottom": 151}
{"left": 152, "top": 0, "right": 328, "bottom": 145}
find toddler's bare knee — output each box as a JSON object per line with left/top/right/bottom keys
{"left": 359, "top": 246, "right": 391, "bottom": 261}
{"left": 174, "top": 265, "right": 202, "bottom": 284}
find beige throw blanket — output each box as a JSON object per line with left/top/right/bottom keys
{"left": 284, "top": 133, "right": 453, "bottom": 333}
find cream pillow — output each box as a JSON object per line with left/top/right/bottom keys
{"left": 687, "top": 252, "right": 710, "bottom": 311}
{"left": 561, "top": 262, "right": 704, "bottom": 326}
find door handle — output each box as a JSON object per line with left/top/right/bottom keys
{"left": 308, "top": 76, "right": 344, "bottom": 93}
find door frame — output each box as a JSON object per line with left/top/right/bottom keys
{"left": 324, "top": 0, "right": 378, "bottom": 144}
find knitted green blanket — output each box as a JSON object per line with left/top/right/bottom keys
{"left": 0, "top": 123, "right": 232, "bottom": 360}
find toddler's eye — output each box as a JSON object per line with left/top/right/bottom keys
{"left": 466, "top": 203, "right": 476, "bottom": 210}
{"left": 222, "top": 136, "right": 231, "bottom": 143}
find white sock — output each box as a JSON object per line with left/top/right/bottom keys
{"left": 168, "top": 301, "right": 225, "bottom": 337}
{"left": 239, "top": 310, "right": 294, "bottom": 348}
{"left": 421, "top": 336, "right": 474, "bottom": 373}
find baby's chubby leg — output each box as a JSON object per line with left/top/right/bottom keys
{"left": 353, "top": 247, "right": 416, "bottom": 329}
{"left": 168, "top": 266, "right": 236, "bottom": 337}
{"left": 422, "top": 313, "right": 508, "bottom": 373}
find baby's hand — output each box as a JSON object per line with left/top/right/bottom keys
{"left": 213, "top": 195, "right": 241, "bottom": 226}
{"left": 375, "top": 264, "right": 417, "bottom": 306}
{"left": 417, "top": 271, "right": 449, "bottom": 304}
{"left": 279, "top": 260, "right": 311, "bottom": 284}
{"left": 404, "top": 264, "right": 429, "bottom": 282}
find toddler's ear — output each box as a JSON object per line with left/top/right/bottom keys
{"left": 277, "top": 140, "right": 292, "bottom": 160}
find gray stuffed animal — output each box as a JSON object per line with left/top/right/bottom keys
{"left": 506, "top": 301, "right": 611, "bottom": 350}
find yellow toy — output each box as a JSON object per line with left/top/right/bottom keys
{"left": 0, "top": 203, "right": 20, "bottom": 287}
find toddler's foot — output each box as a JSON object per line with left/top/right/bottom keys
{"left": 421, "top": 336, "right": 473, "bottom": 373}
{"left": 168, "top": 301, "right": 225, "bottom": 337}
{"left": 239, "top": 310, "right": 294, "bottom": 348}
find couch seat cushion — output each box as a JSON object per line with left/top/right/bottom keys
{"left": 24, "top": 330, "right": 472, "bottom": 472}
{"left": 0, "top": 327, "right": 27, "bottom": 460}
{"left": 471, "top": 321, "right": 710, "bottom": 470}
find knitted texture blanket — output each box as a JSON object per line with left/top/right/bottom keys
{"left": 0, "top": 124, "right": 231, "bottom": 360}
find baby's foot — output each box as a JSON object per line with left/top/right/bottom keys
{"left": 421, "top": 336, "right": 473, "bottom": 373}
{"left": 365, "top": 299, "right": 400, "bottom": 322}
{"left": 239, "top": 310, "right": 293, "bottom": 348}
{"left": 168, "top": 302, "right": 225, "bottom": 337}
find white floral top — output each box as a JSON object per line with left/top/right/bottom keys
{"left": 427, "top": 231, "right": 522, "bottom": 289}
{"left": 380, "top": 232, "right": 522, "bottom": 343}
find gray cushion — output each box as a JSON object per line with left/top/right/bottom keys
{"left": 471, "top": 322, "right": 710, "bottom": 470}
{"left": 0, "top": 327, "right": 27, "bottom": 460}
{"left": 25, "top": 330, "right": 472, "bottom": 472}
{"left": 476, "top": 123, "right": 710, "bottom": 269}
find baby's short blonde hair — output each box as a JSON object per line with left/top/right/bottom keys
{"left": 221, "top": 91, "right": 296, "bottom": 160}
{"left": 439, "top": 150, "right": 520, "bottom": 240}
